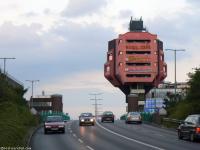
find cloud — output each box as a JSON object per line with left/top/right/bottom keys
{"left": 0, "top": 22, "right": 42, "bottom": 50}
{"left": 39, "top": 70, "right": 120, "bottom": 94}
{"left": 23, "top": 11, "right": 39, "bottom": 17}
{"left": 61, "top": 0, "right": 107, "bottom": 17}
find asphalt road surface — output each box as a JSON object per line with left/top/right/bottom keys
{"left": 30, "top": 120, "right": 200, "bottom": 150}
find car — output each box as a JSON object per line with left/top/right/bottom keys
{"left": 44, "top": 115, "right": 65, "bottom": 134}
{"left": 79, "top": 113, "right": 95, "bottom": 126}
{"left": 125, "top": 112, "right": 142, "bottom": 124}
{"left": 177, "top": 114, "right": 200, "bottom": 141}
{"left": 101, "top": 111, "right": 114, "bottom": 123}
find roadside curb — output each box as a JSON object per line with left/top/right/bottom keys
{"left": 27, "top": 124, "right": 43, "bottom": 147}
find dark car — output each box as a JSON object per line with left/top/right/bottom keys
{"left": 177, "top": 114, "right": 200, "bottom": 141}
{"left": 125, "top": 112, "right": 142, "bottom": 124}
{"left": 79, "top": 113, "right": 95, "bottom": 126}
{"left": 101, "top": 111, "right": 114, "bottom": 123}
{"left": 44, "top": 115, "right": 65, "bottom": 134}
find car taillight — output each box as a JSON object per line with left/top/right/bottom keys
{"left": 196, "top": 127, "right": 200, "bottom": 133}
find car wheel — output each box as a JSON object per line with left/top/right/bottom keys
{"left": 178, "top": 131, "right": 183, "bottom": 139}
{"left": 190, "top": 133, "right": 195, "bottom": 142}
{"left": 79, "top": 123, "right": 82, "bottom": 126}
{"left": 44, "top": 129, "right": 48, "bottom": 134}
{"left": 63, "top": 129, "right": 65, "bottom": 133}
{"left": 125, "top": 121, "right": 128, "bottom": 124}
{"left": 101, "top": 120, "right": 104, "bottom": 123}
{"left": 112, "top": 120, "right": 114, "bottom": 123}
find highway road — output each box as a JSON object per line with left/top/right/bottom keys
{"left": 30, "top": 120, "right": 200, "bottom": 150}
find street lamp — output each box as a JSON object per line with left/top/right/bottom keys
{"left": 165, "top": 49, "right": 185, "bottom": 101}
{"left": 26, "top": 80, "right": 39, "bottom": 107}
{"left": 0, "top": 57, "right": 16, "bottom": 74}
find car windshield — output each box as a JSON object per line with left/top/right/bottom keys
{"left": 81, "top": 113, "right": 92, "bottom": 117}
{"left": 104, "top": 112, "right": 113, "bottom": 115}
{"left": 46, "top": 116, "right": 63, "bottom": 122}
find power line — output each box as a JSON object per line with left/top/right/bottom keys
{"left": 89, "top": 93, "right": 103, "bottom": 119}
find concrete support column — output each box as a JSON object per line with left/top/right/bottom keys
{"left": 127, "top": 94, "right": 139, "bottom": 112}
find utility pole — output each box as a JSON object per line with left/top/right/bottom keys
{"left": 26, "top": 80, "right": 39, "bottom": 107}
{"left": 165, "top": 49, "right": 185, "bottom": 101}
{"left": 90, "top": 93, "right": 103, "bottom": 119}
{"left": 0, "top": 57, "right": 16, "bottom": 74}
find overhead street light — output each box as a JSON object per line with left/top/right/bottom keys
{"left": 165, "top": 49, "right": 186, "bottom": 101}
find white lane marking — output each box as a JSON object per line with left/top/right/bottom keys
{"left": 73, "top": 134, "right": 77, "bottom": 137}
{"left": 78, "top": 138, "right": 84, "bottom": 144}
{"left": 86, "top": 146, "right": 94, "bottom": 150}
{"left": 96, "top": 122, "right": 165, "bottom": 150}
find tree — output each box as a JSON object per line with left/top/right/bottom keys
{"left": 186, "top": 67, "right": 200, "bottom": 101}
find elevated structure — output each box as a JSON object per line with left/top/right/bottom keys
{"left": 31, "top": 94, "right": 63, "bottom": 113}
{"left": 104, "top": 18, "right": 167, "bottom": 112}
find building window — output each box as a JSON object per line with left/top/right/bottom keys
{"left": 109, "top": 55, "right": 113, "bottom": 61}
{"left": 106, "top": 66, "right": 110, "bottom": 72}
{"left": 119, "top": 51, "right": 123, "bottom": 55}
{"left": 118, "top": 39, "right": 123, "bottom": 44}
{"left": 119, "top": 62, "right": 123, "bottom": 66}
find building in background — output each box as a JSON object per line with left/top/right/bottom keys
{"left": 31, "top": 94, "right": 63, "bottom": 113}
{"left": 144, "top": 82, "right": 189, "bottom": 113}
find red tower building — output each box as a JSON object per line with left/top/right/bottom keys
{"left": 104, "top": 18, "right": 167, "bottom": 111}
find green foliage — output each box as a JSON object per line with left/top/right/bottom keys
{"left": 167, "top": 67, "right": 200, "bottom": 120}
{"left": 0, "top": 76, "right": 38, "bottom": 146}
{"left": 186, "top": 68, "right": 200, "bottom": 101}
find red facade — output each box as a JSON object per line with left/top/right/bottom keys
{"left": 104, "top": 31, "right": 167, "bottom": 94}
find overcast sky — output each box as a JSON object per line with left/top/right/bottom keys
{"left": 0, "top": 0, "right": 200, "bottom": 119}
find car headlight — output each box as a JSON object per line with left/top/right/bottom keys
{"left": 90, "top": 119, "right": 94, "bottom": 122}
{"left": 81, "top": 119, "right": 84, "bottom": 122}
{"left": 45, "top": 125, "right": 51, "bottom": 128}
{"left": 58, "top": 125, "right": 64, "bottom": 128}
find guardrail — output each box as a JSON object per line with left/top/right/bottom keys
{"left": 162, "top": 118, "right": 183, "bottom": 129}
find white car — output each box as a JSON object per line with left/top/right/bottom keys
{"left": 125, "top": 112, "right": 142, "bottom": 124}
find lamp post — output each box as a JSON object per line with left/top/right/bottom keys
{"left": 0, "top": 57, "right": 16, "bottom": 74}
{"left": 165, "top": 49, "right": 185, "bottom": 101}
{"left": 26, "top": 80, "right": 39, "bottom": 107}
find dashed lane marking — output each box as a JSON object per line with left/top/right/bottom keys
{"left": 73, "top": 134, "right": 77, "bottom": 137}
{"left": 86, "top": 146, "right": 94, "bottom": 150}
{"left": 78, "top": 138, "right": 84, "bottom": 144}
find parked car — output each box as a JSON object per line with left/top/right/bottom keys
{"left": 44, "top": 115, "right": 65, "bottom": 134}
{"left": 79, "top": 113, "right": 95, "bottom": 126}
{"left": 125, "top": 112, "right": 142, "bottom": 124}
{"left": 177, "top": 114, "right": 200, "bottom": 141}
{"left": 101, "top": 111, "right": 114, "bottom": 123}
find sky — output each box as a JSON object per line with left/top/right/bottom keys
{"left": 0, "top": 0, "right": 200, "bottom": 119}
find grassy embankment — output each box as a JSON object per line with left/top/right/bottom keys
{"left": 0, "top": 75, "right": 38, "bottom": 146}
